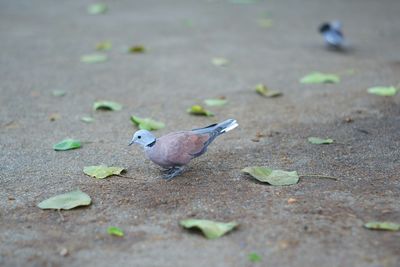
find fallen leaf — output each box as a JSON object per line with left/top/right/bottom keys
{"left": 2, "top": 121, "right": 19, "bottom": 129}
{"left": 248, "top": 252, "right": 262, "bottom": 262}
{"left": 83, "top": 165, "right": 125, "bottom": 179}
{"left": 364, "top": 221, "right": 400, "bottom": 231}
{"left": 37, "top": 190, "right": 91, "bottom": 210}
{"left": 255, "top": 84, "right": 282, "bottom": 97}
{"left": 187, "top": 105, "right": 214, "bottom": 116}
{"left": 130, "top": 116, "right": 165, "bottom": 131}
{"left": 180, "top": 219, "right": 238, "bottom": 239}
{"left": 128, "top": 45, "right": 146, "bottom": 53}
{"left": 96, "top": 41, "right": 112, "bottom": 51}
{"left": 49, "top": 113, "right": 61, "bottom": 121}
{"left": 107, "top": 226, "right": 124, "bottom": 237}
{"left": 52, "top": 90, "right": 66, "bottom": 97}
{"left": 204, "top": 99, "right": 228, "bottom": 106}
{"left": 81, "top": 54, "right": 108, "bottom": 63}
{"left": 367, "top": 86, "right": 398, "bottom": 96}
{"left": 300, "top": 72, "right": 340, "bottom": 84}
{"left": 308, "top": 137, "right": 334, "bottom": 144}
{"left": 257, "top": 18, "right": 272, "bottom": 28}
{"left": 212, "top": 57, "right": 229, "bottom": 67}
{"left": 53, "top": 139, "right": 81, "bottom": 151}
{"left": 242, "top": 166, "right": 299, "bottom": 186}
{"left": 182, "top": 19, "right": 193, "bottom": 27}
{"left": 93, "top": 101, "right": 122, "bottom": 111}
{"left": 59, "top": 248, "right": 68, "bottom": 257}
{"left": 287, "top": 198, "right": 297, "bottom": 204}
{"left": 81, "top": 116, "right": 94, "bottom": 123}
{"left": 88, "top": 3, "right": 107, "bottom": 15}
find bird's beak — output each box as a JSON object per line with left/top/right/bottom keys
{"left": 128, "top": 139, "right": 135, "bottom": 146}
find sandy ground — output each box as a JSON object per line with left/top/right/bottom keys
{"left": 1, "top": 0, "right": 399, "bottom": 266}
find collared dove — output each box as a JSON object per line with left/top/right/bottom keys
{"left": 319, "top": 21, "right": 345, "bottom": 49}
{"left": 129, "top": 119, "right": 238, "bottom": 180}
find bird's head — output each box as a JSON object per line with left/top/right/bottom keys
{"left": 129, "top": 130, "right": 156, "bottom": 147}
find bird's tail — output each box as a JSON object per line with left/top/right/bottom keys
{"left": 192, "top": 119, "right": 238, "bottom": 135}
{"left": 217, "top": 119, "right": 238, "bottom": 134}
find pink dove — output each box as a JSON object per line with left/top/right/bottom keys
{"left": 129, "top": 119, "right": 238, "bottom": 180}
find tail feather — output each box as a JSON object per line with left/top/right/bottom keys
{"left": 190, "top": 119, "right": 238, "bottom": 158}
{"left": 219, "top": 119, "right": 238, "bottom": 133}
{"left": 192, "top": 119, "right": 238, "bottom": 135}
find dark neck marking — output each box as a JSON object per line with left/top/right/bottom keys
{"left": 147, "top": 140, "right": 156, "bottom": 147}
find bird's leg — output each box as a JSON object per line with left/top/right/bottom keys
{"left": 162, "top": 166, "right": 185, "bottom": 180}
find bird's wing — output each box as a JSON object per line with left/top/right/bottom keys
{"left": 156, "top": 132, "right": 210, "bottom": 165}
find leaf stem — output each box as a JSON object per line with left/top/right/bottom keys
{"left": 300, "top": 174, "right": 338, "bottom": 181}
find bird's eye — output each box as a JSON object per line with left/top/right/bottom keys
{"left": 138, "top": 136, "right": 141, "bottom": 139}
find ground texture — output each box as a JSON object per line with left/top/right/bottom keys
{"left": 1, "top": 0, "right": 399, "bottom": 266}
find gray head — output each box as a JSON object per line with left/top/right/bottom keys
{"left": 128, "top": 130, "right": 156, "bottom": 147}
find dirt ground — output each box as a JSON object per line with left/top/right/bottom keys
{"left": 1, "top": 0, "right": 399, "bottom": 266}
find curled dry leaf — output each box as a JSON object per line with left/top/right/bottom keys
{"left": 187, "top": 105, "right": 214, "bottom": 116}
{"left": 255, "top": 84, "right": 282, "bottom": 97}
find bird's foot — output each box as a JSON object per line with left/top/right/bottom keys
{"left": 162, "top": 167, "right": 184, "bottom": 180}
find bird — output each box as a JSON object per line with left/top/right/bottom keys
{"left": 319, "top": 21, "right": 345, "bottom": 49}
{"left": 129, "top": 119, "right": 238, "bottom": 180}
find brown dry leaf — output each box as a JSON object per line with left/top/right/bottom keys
{"left": 287, "top": 198, "right": 297, "bottom": 204}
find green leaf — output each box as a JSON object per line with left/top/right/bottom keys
{"left": 107, "top": 226, "right": 124, "bottom": 237}
{"left": 81, "top": 54, "right": 108, "bottom": 64}
{"left": 128, "top": 45, "right": 146, "bottom": 53}
{"left": 257, "top": 18, "right": 272, "bottom": 28}
{"left": 37, "top": 190, "right": 91, "bottom": 210}
{"left": 182, "top": 19, "right": 194, "bottom": 27}
{"left": 367, "top": 86, "right": 398, "bottom": 96}
{"left": 248, "top": 252, "right": 262, "bottom": 262}
{"left": 300, "top": 72, "right": 340, "bottom": 84}
{"left": 88, "top": 3, "right": 107, "bottom": 15}
{"left": 81, "top": 116, "right": 94, "bottom": 123}
{"left": 187, "top": 105, "right": 214, "bottom": 116}
{"left": 255, "top": 84, "right": 282, "bottom": 97}
{"left": 53, "top": 139, "right": 81, "bottom": 151}
{"left": 241, "top": 166, "right": 299, "bottom": 186}
{"left": 96, "top": 41, "right": 112, "bottom": 51}
{"left": 180, "top": 219, "right": 238, "bottom": 239}
{"left": 130, "top": 116, "right": 165, "bottom": 131}
{"left": 204, "top": 98, "right": 228, "bottom": 106}
{"left": 308, "top": 137, "right": 334, "bottom": 145}
{"left": 364, "top": 221, "right": 400, "bottom": 231}
{"left": 83, "top": 165, "right": 125, "bottom": 179}
{"left": 93, "top": 101, "right": 122, "bottom": 111}
{"left": 52, "top": 90, "right": 66, "bottom": 97}
{"left": 212, "top": 57, "right": 229, "bottom": 67}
